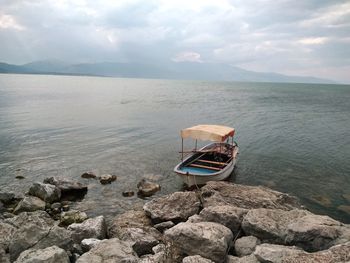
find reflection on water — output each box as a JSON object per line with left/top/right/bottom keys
{"left": 0, "top": 74, "right": 349, "bottom": 222}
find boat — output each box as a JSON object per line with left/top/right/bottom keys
{"left": 174, "top": 124, "right": 239, "bottom": 186}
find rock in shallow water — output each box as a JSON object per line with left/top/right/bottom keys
{"left": 137, "top": 179, "right": 161, "bottom": 197}
{"left": 164, "top": 221, "right": 233, "bottom": 263}
{"left": 0, "top": 192, "right": 15, "bottom": 204}
{"left": 143, "top": 191, "right": 201, "bottom": 223}
{"left": 81, "top": 172, "right": 97, "bottom": 179}
{"left": 43, "top": 177, "right": 87, "bottom": 201}
{"left": 29, "top": 182, "right": 61, "bottom": 203}
{"left": 98, "top": 174, "right": 117, "bottom": 184}
{"left": 15, "top": 245, "right": 70, "bottom": 263}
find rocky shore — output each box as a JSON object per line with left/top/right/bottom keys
{"left": 1, "top": 178, "right": 349, "bottom": 263}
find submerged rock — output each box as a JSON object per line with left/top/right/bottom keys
{"left": 15, "top": 245, "right": 70, "bottom": 263}
{"left": 338, "top": 205, "right": 350, "bottom": 215}
{"left": 76, "top": 238, "right": 138, "bottom": 263}
{"left": 28, "top": 182, "right": 61, "bottom": 203}
{"left": 122, "top": 190, "right": 135, "bottom": 197}
{"left": 165, "top": 221, "right": 233, "bottom": 263}
{"left": 0, "top": 192, "right": 15, "bottom": 204}
{"left": 13, "top": 196, "right": 46, "bottom": 214}
{"left": 201, "top": 181, "right": 301, "bottom": 210}
{"left": 68, "top": 216, "right": 107, "bottom": 243}
{"left": 98, "top": 174, "right": 117, "bottom": 184}
{"left": 81, "top": 172, "right": 97, "bottom": 179}
{"left": 137, "top": 179, "right": 161, "bottom": 197}
{"left": 143, "top": 191, "right": 201, "bottom": 223}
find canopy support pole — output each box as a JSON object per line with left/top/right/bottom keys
{"left": 195, "top": 139, "right": 197, "bottom": 151}
{"left": 181, "top": 138, "right": 184, "bottom": 162}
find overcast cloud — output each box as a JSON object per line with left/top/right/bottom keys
{"left": 0, "top": 0, "right": 349, "bottom": 82}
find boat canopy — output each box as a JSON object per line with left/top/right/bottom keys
{"left": 181, "top": 125, "right": 235, "bottom": 142}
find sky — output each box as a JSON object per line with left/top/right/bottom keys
{"left": 0, "top": 0, "right": 350, "bottom": 83}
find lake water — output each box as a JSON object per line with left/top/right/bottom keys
{"left": 0, "top": 74, "right": 349, "bottom": 222}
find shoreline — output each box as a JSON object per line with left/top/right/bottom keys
{"left": 1, "top": 177, "right": 349, "bottom": 262}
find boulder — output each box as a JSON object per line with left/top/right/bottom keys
{"left": 28, "top": 182, "right": 61, "bottom": 203}
{"left": 13, "top": 196, "right": 46, "bottom": 214}
{"left": 182, "top": 255, "right": 215, "bottom": 262}
{"left": 234, "top": 236, "right": 261, "bottom": 257}
{"left": 0, "top": 192, "right": 15, "bottom": 204}
{"left": 254, "top": 244, "right": 304, "bottom": 263}
{"left": 165, "top": 222, "right": 233, "bottom": 263}
{"left": 138, "top": 243, "right": 181, "bottom": 263}
{"left": 98, "top": 174, "right": 117, "bottom": 184}
{"left": 189, "top": 205, "right": 248, "bottom": 234}
{"left": 154, "top": 221, "right": 175, "bottom": 233}
{"left": 226, "top": 255, "right": 259, "bottom": 263}
{"left": 108, "top": 210, "right": 152, "bottom": 238}
{"left": 137, "top": 179, "right": 161, "bottom": 197}
{"left": 60, "top": 210, "right": 88, "bottom": 226}
{"left": 81, "top": 238, "right": 102, "bottom": 252}
{"left": 43, "top": 177, "right": 87, "bottom": 200}
{"left": 201, "top": 181, "right": 301, "bottom": 210}
{"left": 68, "top": 216, "right": 107, "bottom": 243}
{"left": 143, "top": 192, "right": 201, "bottom": 223}
{"left": 3, "top": 211, "right": 72, "bottom": 261}
{"left": 81, "top": 172, "right": 97, "bottom": 179}
{"left": 0, "top": 248, "right": 10, "bottom": 263}
{"left": 76, "top": 238, "right": 138, "bottom": 263}
{"left": 14, "top": 245, "right": 70, "bottom": 263}
{"left": 242, "top": 208, "right": 348, "bottom": 251}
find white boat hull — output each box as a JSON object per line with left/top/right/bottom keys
{"left": 174, "top": 142, "right": 239, "bottom": 187}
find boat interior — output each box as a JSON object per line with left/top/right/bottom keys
{"left": 179, "top": 143, "right": 235, "bottom": 175}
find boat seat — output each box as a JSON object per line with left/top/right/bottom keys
{"left": 196, "top": 159, "right": 227, "bottom": 166}
{"left": 189, "top": 163, "right": 221, "bottom": 171}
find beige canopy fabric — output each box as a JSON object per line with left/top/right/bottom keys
{"left": 181, "top": 125, "right": 235, "bottom": 142}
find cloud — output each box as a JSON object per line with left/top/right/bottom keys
{"left": 0, "top": 0, "right": 349, "bottom": 82}
{"left": 172, "top": 52, "right": 202, "bottom": 63}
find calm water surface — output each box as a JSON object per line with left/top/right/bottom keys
{"left": 0, "top": 74, "right": 349, "bottom": 222}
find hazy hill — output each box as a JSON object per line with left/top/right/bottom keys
{"left": 0, "top": 60, "right": 336, "bottom": 84}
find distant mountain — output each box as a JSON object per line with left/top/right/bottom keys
{"left": 0, "top": 60, "right": 336, "bottom": 84}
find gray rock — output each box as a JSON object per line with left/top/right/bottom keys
{"left": 68, "top": 216, "right": 107, "bottom": 243}
{"left": 51, "top": 202, "right": 61, "bottom": 210}
{"left": 98, "top": 174, "right": 117, "bottom": 184}
{"left": 13, "top": 196, "right": 46, "bottom": 214}
{"left": 201, "top": 181, "right": 301, "bottom": 210}
{"left": 108, "top": 210, "right": 152, "bottom": 238}
{"left": 76, "top": 238, "right": 138, "bottom": 263}
{"left": 0, "top": 192, "right": 15, "bottom": 204}
{"left": 0, "top": 247, "right": 10, "bottom": 263}
{"left": 165, "top": 222, "right": 233, "bottom": 263}
{"left": 226, "top": 255, "right": 259, "bottom": 263}
{"left": 81, "top": 238, "right": 102, "bottom": 252}
{"left": 182, "top": 255, "right": 215, "bottom": 262}
{"left": 3, "top": 211, "right": 72, "bottom": 261}
{"left": 137, "top": 179, "right": 160, "bottom": 197}
{"left": 190, "top": 205, "right": 248, "bottom": 234}
{"left": 242, "top": 208, "right": 348, "bottom": 251}
{"left": 14, "top": 245, "right": 70, "bottom": 263}
{"left": 60, "top": 210, "right": 88, "bottom": 226}
{"left": 254, "top": 244, "right": 304, "bottom": 263}
{"left": 28, "top": 182, "right": 61, "bottom": 203}
{"left": 118, "top": 227, "right": 159, "bottom": 257}
{"left": 138, "top": 243, "right": 181, "bottom": 263}
{"left": 234, "top": 236, "right": 261, "bottom": 257}
{"left": 143, "top": 191, "right": 201, "bottom": 223}
{"left": 254, "top": 242, "right": 350, "bottom": 262}
{"left": 154, "top": 221, "right": 175, "bottom": 232}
